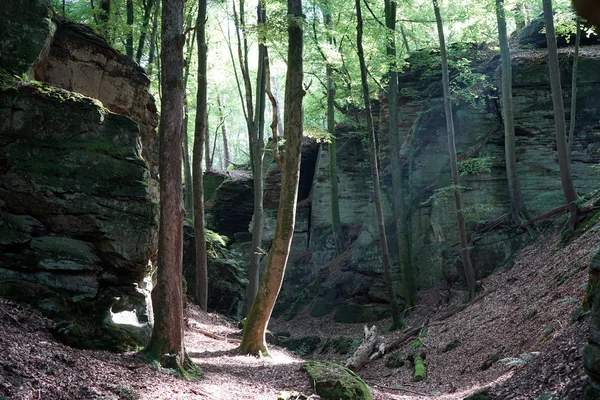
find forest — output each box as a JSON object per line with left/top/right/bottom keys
{"left": 1, "top": 0, "right": 600, "bottom": 399}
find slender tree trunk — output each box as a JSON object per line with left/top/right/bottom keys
{"left": 147, "top": 0, "right": 161, "bottom": 76}
{"left": 568, "top": 16, "right": 581, "bottom": 162}
{"left": 193, "top": 0, "right": 209, "bottom": 311}
{"left": 62, "top": 0, "right": 66, "bottom": 16}
{"left": 146, "top": 0, "right": 187, "bottom": 369}
{"left": 400, "top": 25, "right": 410, "bottom": 53}
{"left": 245, "top": 0, "right": 267, "bottom": 315}
{"left": 182, "top": 29, "right": 196, "bottom": 218}
{"left": 126, "top": 0, "right": 134, "bottom": 58}
{"left": 136, "top": 0, "right": 155, "bottom": 63}
{"left": 496, "top": 0, "right": 526, "bottom": 224}
{"left": 356, "top": 0, "right": 403, "bottom": 327}
{"left": 204, "top": 112, "right": 212, "bottom": 172}
{"left": 217, "top": 94, "right": 231, "bottom": 169}
{"left": 239, "top": 0, "right": 304, "bottom": 356}
{"left": 97, "top": 0, "right": 111, "bottom": 39}
{"left": 323, "top": 9, "right": 345, "bottom": 256}
{"left": 386, "top": 0, "right": 416, "bottom": 309}
{"left": 542, "top": 0, "right": 579, "bottom": 229}
{"left": 433, "top": 0, "right": 476, "bottom": 301}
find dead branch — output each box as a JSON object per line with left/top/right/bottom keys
{"left": 520, "top": 205, "right": 568, "bottom": 228}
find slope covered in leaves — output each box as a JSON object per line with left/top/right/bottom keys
{"left": 0, "top": 216, "right": 597, "bottom": 399}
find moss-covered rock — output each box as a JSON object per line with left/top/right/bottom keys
{"left": 0, "top": 0, "right": 53, "bottom": 77}
{"left": 301, "top": 361, "right": 371, "bottom": 400}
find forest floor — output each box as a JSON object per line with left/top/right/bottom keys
{"left": 0, "top": 221, "right": 597, "bottom": 400}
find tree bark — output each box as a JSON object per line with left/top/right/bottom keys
{"left": 386, "top": 0, "right": 416, "bottom": 309}
{"left": 147, "top": 0, "right": 161, "bottom": 76}
{"left": 217, "top": 94, "right": 231, "bottom": 169}
{"left": 193, "top": 0, "right": 209, "bottom": 311}
{"left": 496, "top": 0, "right": 526, "bottom": 224}
{"left": 232, "top": 0, "right": 267, "bottom": 316}
{"left": 433, "top": 0, "right": 476, "bottom": 301}
{"left": 356, "top": 0, "right": 403, "bottom": 327}
{"left": 145, "top": 0, "right": 187, "bottom": 368}
{"left": 568, "top": 16, "right": 581, "bottom": 162}
{"left": 542, "top": 0, "right": 579, "bottom": 230}
{"left": 238, "top": 0, "right": 304, "bottom": 356}
{"left": 97, "top": 0, "right": 111, "bottom": 39}
{"left": 126, "top": 0, "right": 134, "bottom": 58}
{"left": 182, "top": 28, "right": 196, "bottom": 218}
{"left": 136, "top": 0, "right": 156, "bottom": 63}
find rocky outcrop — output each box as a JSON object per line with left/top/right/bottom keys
{"left": 0, "top": 0, "right": 158, "bottom": 350}
{"left": 268, "top": 37, "right": 600, "bottom": 320}
{"left": 34, "top": 15, "right": 159, "bottom": 181}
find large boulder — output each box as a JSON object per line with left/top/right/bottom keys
{"left": 0, "top": 0, "right": 158, "bottom": 350}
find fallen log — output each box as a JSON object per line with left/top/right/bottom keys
{"left": 520, "top": 205, "right": 568, "bottom": 228}
{"left": 345, "top": 325, "right": 379, "bottom": 371}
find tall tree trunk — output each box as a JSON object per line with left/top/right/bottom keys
{"left": 136, "top": 0, "right": 155, "bottom": 63}
{"left": 239, "top": 0, "right": 304, "bottom": 356}
{"left": 62, "top": 0, "right": 66, "bottom": 16}
{"left": 193, "top": 0, "right": 209, "bottom": 311}
{"left": 356, "top": 0, "right": 403, "bottom": 327}
{"left": 433, "top": 0, "right": 476, "bottom": 301}
{"left": 182, "top": 28, "right": 196, "bottom": 218}
{"left": 204, "top": 112, "right": 212, "bottom": 172}
{"left": 324, "top": 9, "right": 344, "bottom": 256}
{"left": 386, "top": 0, "right": 416, "bottom": 309}
{"left": 146, "top": 0, "right": 188, "bottom": 369}
{"left": 98, "top": 0, "right": 111, "bottom": 38}
{"left": 568, "top": 16, "right": 581, "bottom": 162}
{"left": 126, "top": 0, "right": 134, "bottom": 58}
{"left": 217, "top": 94, "right": 231, "bottom": 169}
{"left": 147, "top": 0, "right": 161, "bottom": 76}
{"left": 244, "top": 0, "right": 267, "bottom": 315}
{"left": 496, "top": 0, "right": 526, "bottom": 224}
{"left": 542, "top": 0, "right": 579, "bottom": 229}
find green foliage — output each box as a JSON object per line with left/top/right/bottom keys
{"left": 304, "top": 126, "right": 333, "bottom": 143}
{"left": 458, "top": 157, "right": 492, "bottom": 176}
{"left": 424, "top": 184, "right": 471, "bottom": 206}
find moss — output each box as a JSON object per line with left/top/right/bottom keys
{"left": 413, "top": 353, "right": 425, "bottom": 382}
{"left": 301, "top": 361, "right": 372, "bottom": 400}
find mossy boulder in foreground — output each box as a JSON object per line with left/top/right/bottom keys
{"left": 301, "top": 361, "right": 371, "bottom": 400}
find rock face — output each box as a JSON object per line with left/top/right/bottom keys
{"left": 0, "top": 0, "right": 158, "bottom": 349}
{"left": 260, "top": 37, "right": 600, "bottom": 321}
{"left": 34, "top": 16, "right": 159, "bottom": 179}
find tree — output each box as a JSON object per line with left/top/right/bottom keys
{"left": 193, "top": 0, "right": 209, "bottom": 311}
{"left": 432, "top": 0, "right": 476, "bottom": 301}
{"left": 496, "top": 0, "right": 526, "bottom": 224}
{"left": 542, "top": 0, "right": 579, "bottom": 230}
{"left": 217, "top": 94, "right": 231, "bottom": 169}
{"left": 356, "top": 0, "right": 403, "bottom": 328}
{"left": 385, "top": 0, "right": 416, "bottom": 309}
{"left": 145, "top": 0, "right": 188, "bottom": 369}
{"left": 238, "top": 0, "right": 304, "bottom": 356}
{"left": 136, "top": 0, "right": 156, "bottom": 63}
{"left": 125, "top": 0, "right": 134, "bottom": 58}
{"left": 231, "top": 0, "right": 267, "bottom": 315}
{"left": 568, "top": 16, "right": 581, "bottom": 161}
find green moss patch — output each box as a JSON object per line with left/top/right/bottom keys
{"left": 301, "top": 361, "right": 371, "bottom": 400}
